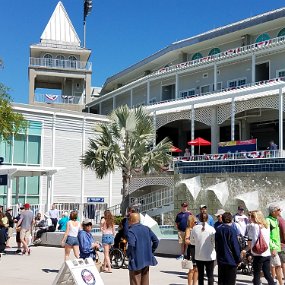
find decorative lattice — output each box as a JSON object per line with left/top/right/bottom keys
{"left": 156, "top": 110, "right": 191, "bottom": 129}
{"left": 218, "top": 95, "right": 279, "bottom": 124}
{"left": 217, "top": 103, "right": 233, "bottom": 124}
{"left": 129, "top": 176, "right": 174, "bottom": 194}
{"left": 195, "top": 107, "right": 212, "bottom": 126}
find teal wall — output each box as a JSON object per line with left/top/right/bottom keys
{"left": 0, "top": 120, "right": 42, "bottom": 205}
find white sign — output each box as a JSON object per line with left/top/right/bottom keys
{"left": 53, "top": 258, "right": 104, "bottom": 285}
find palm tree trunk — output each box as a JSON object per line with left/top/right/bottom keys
{"left": 121, "top": 169, "right": 131, "bottom": 215}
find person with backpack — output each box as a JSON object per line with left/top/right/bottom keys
{"left": 247, "top": 210, "right": 275, "bottom": 285}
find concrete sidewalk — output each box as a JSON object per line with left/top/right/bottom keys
{"left": 0, "top": 245, "right": 256, "bottom": 285}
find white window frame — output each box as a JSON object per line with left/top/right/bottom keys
{"left": 213, "top": 82, "right": 222, "bottom": 91}
{"left": 179, "top": 88, "right": 195, "bottom": 98}
{"left": 200, "top": 85, "right": 210, "bottom": 94}
{"left": 227, "top": 77, "right": 247, "bottom": 88}
{"left": 276, "top": 69, "right": 285, "bottom": 78}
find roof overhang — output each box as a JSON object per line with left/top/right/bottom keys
{"left": 0, "top": 166, "right": 65, "bottom": 177}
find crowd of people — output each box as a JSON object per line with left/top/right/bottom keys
{"left": 175, "top": 202, "right": 285, "bottom": 285}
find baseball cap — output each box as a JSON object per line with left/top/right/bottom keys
{"left": 181, "top": 202, "right": 188, "bottom": 207}
{"left": 269, "top": 203, "right": 281, "bottom": 213}
{"left": 23, "top": 203, "right": 30, "bottom": 209}
{"left": 200, "top": 204, "right": 207, "bottom": 209}
{"left": 214, "top": 209, "right": 225, "bottom": 216}
{"left": 82, "top": 218, "right": 93, "bottom": 225}
{"left": 6, "top": 208, "right": 13, "bottom": 211}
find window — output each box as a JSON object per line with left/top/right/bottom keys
{"left": 278, "top": 28, "right": 285, "bottom": 38}
{"left": 192, "top": 52, "right": 203, "bottom": 60}
{"left": 255, "top": 33, "right": 270, "bottom": 43}
{"left": 209, "top": 48, "right": 221, "bottom": 56}
{"left": 13, "top": 134, "right": 26, "bottom": 164}
{"left": 228, "top": 78, "right": 247, "bottom": 88}
{"left": 200, "top": 85, "right": 210, "bottom": 94}
{"left": 149, "top": 98, "right": 156, "bottom": 104}
{"left": 43, "top": 54, "right": 52, "bottom": 67}
{"left": 162, "top": 84, "right": 175, "bottom": 101}
{"left": 180, "top": 89, "right": 195, "bottom": 98}
{"left": 56, "top": 55, "right": 65, "bottom": 68}
{"left": 27, "top": 135, "right": 41, "bottom": 164}
{"left": 277, "top": 69, "right": 285, "bottom": 78}
{"left": 69, "top": 56, "right": 77, "bottom": 68}
{"left": 213, "top": 82, "right": 222, "bottom": 91}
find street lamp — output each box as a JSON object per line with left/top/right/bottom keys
{"left": 83, "top": 0, "right": 92, "bottom": 48}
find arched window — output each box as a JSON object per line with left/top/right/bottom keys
{"left": 69, "top": 55, "right": 77, "bottom": 69}
{"left": 192, "top": 52, "right": 203, "bottom": 60}
{"left": 278, "top": 28, "right": 285, "bottom": 38}
{"left": 43, "top": 54, "right": 52, "bottom": 67}
{"left": 255, "top": 33, "right": 270, "bottom": 43}
{"left": 56, "top": 55, "right": 65, "bottom": 68}
{"left": 208, "top": 48, "right": 221, "bottom": 56}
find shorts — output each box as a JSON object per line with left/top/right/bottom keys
{"left": 65, "top": 236, "right": 79, "bottom": 246}
{"left": 7, "top": 227, "right": 13, "bottom": 238}
{"left": 187, "top": 245, "right": 196, "bottom": 266}
{"left": 178, "top": 231, "right": 186, "bottom": 244}
{"left": 102, "top": 234, "right": 114, "bottom": 245}
{"left": 20, "top": 229, "right": 31, "bottom": 241}
{"left": 278, "top": 251, "right": 285, "bottom": 263}
{"left": 271, "top": 253, "right": 281, "bottom": 267}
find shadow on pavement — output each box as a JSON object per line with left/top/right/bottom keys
{"left": 42, "top": 268, "right": 59, "bottom": 273}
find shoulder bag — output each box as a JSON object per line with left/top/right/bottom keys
{"left": 252, "top": 226, "right": 268, "bottom": 254}
{"left": 181, "top": 258, "right": 193, "bottom": 270}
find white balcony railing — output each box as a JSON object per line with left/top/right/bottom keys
{"left": 94, "top": 35, "right": 285, "bottom": 106}
{"left": 34, "top": 93, "right": 83, "bottom": 105}
{"left": 29, "top": 57, "right": 92, "bottom": 71}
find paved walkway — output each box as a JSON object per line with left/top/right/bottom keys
{"left": 0, "top": 245, "right": 259, "bottom": 285}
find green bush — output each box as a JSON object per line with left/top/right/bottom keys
{"left": 114, "top": 215, "right": 124, "bottom": 225}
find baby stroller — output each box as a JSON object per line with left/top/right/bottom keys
{"left": 238, "top": 250, "right": 253, "bottom": 275}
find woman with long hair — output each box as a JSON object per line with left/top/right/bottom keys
{"left": 100, "top": 210, "right": 115, "bottom": 273}
{"left": 61, "top": 210, "right": 80, "bottom": 261}
{"left": 190, "top": 213, "right": 216, "bottom": 285}
{"left": 247, "top": 210, "right": 275, "bottom": 285}
{"left": 185, "top": 215, "right": 198, "bottom": 285}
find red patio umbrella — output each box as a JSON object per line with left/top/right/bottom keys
{"left": 187, "top": 137, "right": 211, "bottom": 154}
{"left": 170, "top": 146, "right": 182, "bottom": 153}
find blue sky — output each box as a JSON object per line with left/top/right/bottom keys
{"left": 0, "top": 0, "right": 285, "bottom": 103}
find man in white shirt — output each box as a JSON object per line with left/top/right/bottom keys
{"left": 233, "top": 205, "right": 248, "bottom": 236}
{"left": 48, "top": 203, "right": 59, "bottom": 229}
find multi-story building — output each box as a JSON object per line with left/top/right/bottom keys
{"left": 0, "top": 1, "right": 121, "bottom": 220}
{"left": 2, "top": 2, "right": 285, "bottom": 223}
{"left": 86, "top": 7, "right": 285, "bottom": 221}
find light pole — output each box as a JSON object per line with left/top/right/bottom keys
{"left": 83, "top": 0, "right": 92, "bottom": 48}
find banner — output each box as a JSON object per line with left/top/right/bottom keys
{"left": 218, "top": 139, "right": 257, "bottom": 153}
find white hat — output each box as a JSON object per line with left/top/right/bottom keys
{"left": 214, "top": 209, "right": 225, "bottom": 216}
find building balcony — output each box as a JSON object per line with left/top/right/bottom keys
{"left": 175, "top": 151, "right": 285, "bottom": 175}
{"left": 34, "top": 93, "right": 83, "bottom": 105}
{"left": 29, "top": 57, "right": 92, "bottom": 71}
{"left": 91, "top": 35, "right": 285, "bottom": 107}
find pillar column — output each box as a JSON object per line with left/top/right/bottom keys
{"left": 211, "top": 107, "right": 219, "bottom": 153}
{"left": 175, "top": 74, "right": 179, "bottom": 99}
{"left": 231, "top": 98, "right": 235, "bottom": 141}
{"left": 279, "top": 88, "right": 284, "bottom": 157}
{"left": 214, "top": 63, "right": 217, "bottom": 91}
{"left": 130, "top": 89, "right": 133, "bottom": 107}
{"left": 252, "top": 54, "right": 256, "bottom": 83}
{"left": 153, "top": 111, "right": 156, "bottom": 147}
{"left": 147, "top": 81, "right": 150, "bottom": 104}
{"left": 6, "top": 174, "right": 12, "bottom": 208}
{"left": 80, "top": 118, "right": 86, "bottom": 221}
{"left": 191, "top": 105, "right": 195, "bottom": 155}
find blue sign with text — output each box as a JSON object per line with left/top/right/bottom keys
{"left": 87, "top": 197, "right": 104, "bottom": 203}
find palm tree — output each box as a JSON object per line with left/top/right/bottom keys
{"left": 81, "top": 105, "right": 172, "bottom": 214}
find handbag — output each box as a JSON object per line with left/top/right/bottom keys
{"left": 252, "top": 226, "right": 268, "bottom": 254}
{"left": 181, "top": 259, "right": 193, "bottom": 270}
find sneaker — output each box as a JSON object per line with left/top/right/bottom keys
{"left": 176, "top": 254, "right": 184, "bottom": 260}
{"left": 33, "top": 239, "right": 41, "bottom": 245}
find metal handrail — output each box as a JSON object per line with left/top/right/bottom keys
{"left": 34, "top": 93, "right": 83, "bottom": 105}
{"left": 29, "top": 57, "right": 92, "bottom": 71}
